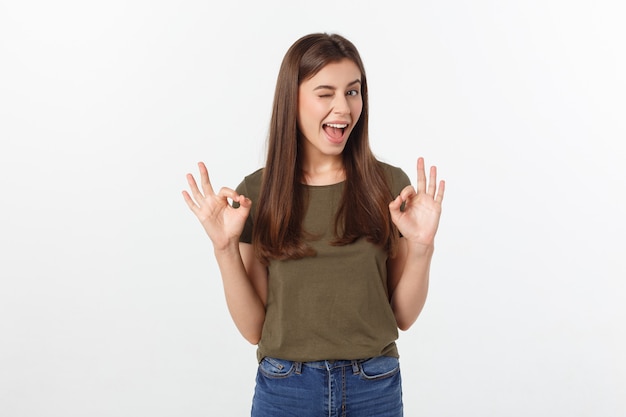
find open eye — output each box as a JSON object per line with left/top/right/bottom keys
{"left": 347, "top": 90, "right": 359, "bottom": 96}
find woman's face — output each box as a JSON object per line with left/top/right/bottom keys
{"left": 297, "top": 59, "right": 363, "bottom": 162}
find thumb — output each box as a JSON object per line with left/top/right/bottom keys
{"left": 233, "top": 194, "right": 252, "bottom": 214}
{"left": 388, "top": 195, "right": 403, "bottom": 217}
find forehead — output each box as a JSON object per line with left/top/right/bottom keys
{"left": 302, "top": 59, "right": 362, "bottom": 86}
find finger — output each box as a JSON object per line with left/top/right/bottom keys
{"left": 388, "top": 195, "right": 404, "bottom": 221}
{"left": 233, "top": 194, "right": 252, "bottom": 209}
{"left": 435, "top": 180, "right": 445, "bottom": 203}
{"left": 198, "top": 162, "right": 215, "bottom": 197}
{"left": 417, "top": 157, "right": 426, "bottom": 194}
{"left": 398, "top": 185, "right": 417, "bottom": 203}
{"left": 186, "top": 173, "right": 204, "bottom": 202}
{"left": 181, "top": 190, "right": 200, "bottom": 214}
{"left": 217, "top": 186, "right": 241, "bottom": 202}
{"left": 232, "top": 194, "right": 253, "bottom": 217}
{"left": 427, "top": 165, "right": 437, "bottom": 196}
{"left": 388, "top": 194, "right": 403, "bottom": 212}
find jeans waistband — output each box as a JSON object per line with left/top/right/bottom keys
{"left": 300, "top": 358, "right": 368, "bottom": 373}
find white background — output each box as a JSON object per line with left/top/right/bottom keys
{"left": 1, "top": 1, "right": 625, "bottom": 416}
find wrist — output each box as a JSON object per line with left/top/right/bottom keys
{"left": 405, "top": 240, "right": 435, "bottom": 257}
{"left": 212, "top": 239, "right": 241, "bottom": 256}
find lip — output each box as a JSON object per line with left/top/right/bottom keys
{"left": 322, "top": 121, "right": 350, "bottom": 145}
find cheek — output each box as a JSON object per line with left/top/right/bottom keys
{"left": 297, "top": 104, "right": 319, "bottom": 136}
{"left": 352, "top": 101, "right": 363, "bottom": 121}
{"left": 300, "top": 99, "right": 324, "bottom": 124}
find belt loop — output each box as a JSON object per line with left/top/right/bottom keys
{"left": 351, "top": 360, "right": 360, "bottom": 375}
{"left": 295, "top": 361, "right": 302, "bottom": 375}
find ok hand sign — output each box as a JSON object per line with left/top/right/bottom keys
{"left": 182, "top": 162, "right": 251, "bottom": 251}
{"left": 388, "top": 157, "right": 445, "bottom": 248}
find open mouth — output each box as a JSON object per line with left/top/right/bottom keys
{"left": 323, "top": 123, "right": 348, "bottom": 141}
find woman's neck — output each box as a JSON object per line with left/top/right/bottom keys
{"left": 302, "top": 159, "right": 346, "bottom": 186}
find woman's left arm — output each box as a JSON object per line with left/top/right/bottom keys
{"left": 387, "top": 157, "right": 445, "bottom": 330}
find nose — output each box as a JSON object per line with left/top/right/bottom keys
{"left": 332, "top": 94, "right": 350, "bottom": 115}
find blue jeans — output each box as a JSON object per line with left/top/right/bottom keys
{"left": 251, "top": 356, "right": 403, "bottom": 417}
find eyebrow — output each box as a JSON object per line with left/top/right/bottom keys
{"left": 313, "top": 79, "right": 361, "bottom": 91}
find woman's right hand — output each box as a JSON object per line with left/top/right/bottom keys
{"left": 182, "top": 162, "right": 251, "bottom": 251}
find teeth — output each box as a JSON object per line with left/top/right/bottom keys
{"left": 325, "top": 123, "right": 348, "bottom": 128}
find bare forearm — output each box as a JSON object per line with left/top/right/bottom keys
{"left": 390, "top": 243, "right": 434, "bottom": 331}
{"left": 387, "top": 157, "right": 444, "bottom": 330}
{"left": 214, "top": 244, "right": 266, "bottom": 344}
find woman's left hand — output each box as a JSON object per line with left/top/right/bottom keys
{"left": 389, "top": 157, "right": 445, "bottom": 248}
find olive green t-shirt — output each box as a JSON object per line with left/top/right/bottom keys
{"left": 235, "top": 162, "right": 411, "bottom": 363}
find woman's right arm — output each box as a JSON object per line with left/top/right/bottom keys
{"left": 212, "top": 242, "right": 267, "bottom": 344}
{"left": 183, "top": 162, "right": 267, "bottom": 344}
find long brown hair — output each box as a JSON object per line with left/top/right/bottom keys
{"left": 253, "top": 33, "right": 398, "bottom": 264}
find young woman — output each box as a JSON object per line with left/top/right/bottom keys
{"left": 183, "top": 32, "right": 444, "bottom": 417}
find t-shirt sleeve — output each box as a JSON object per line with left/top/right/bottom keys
{"left": 391, "top": 167, "right": 412, "bottom": 197}
{"left": 382, "top": 162, "right": 412, "bottom": 199}
{"left": 235, "top": 179, "right": 254, "bottom": 244}
{"left": 386, "top": 164, "right": 412, "bottom": 238}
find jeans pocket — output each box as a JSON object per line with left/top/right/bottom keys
{"left": 258, "top": 357, "right": 297, "bottom": 379}
{"left": 359, "top": 356, "right": 400, "bottom": 381}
